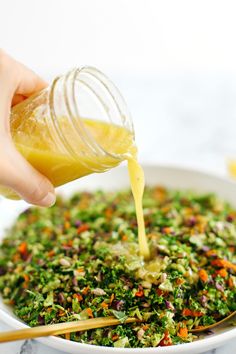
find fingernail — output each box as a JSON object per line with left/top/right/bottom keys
{"left": 39, "top": 192, "right": 56, "bottom": 207}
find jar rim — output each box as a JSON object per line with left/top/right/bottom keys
{"left": 70, "top": 66, "right": 135, "bottom": 161}
{"left": 48, "top": 66, "right": 135, "bottom": 171}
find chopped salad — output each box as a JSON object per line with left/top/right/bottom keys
{"left": 0, "top": 187, "right": 236, "bottom": 347}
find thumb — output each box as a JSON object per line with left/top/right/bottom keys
{"left": 0, "top": 138, "right": 56, "bottom": 207}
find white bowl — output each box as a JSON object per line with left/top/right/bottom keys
{"left": 0, "top": 165, "right": 236, "bottom": 354}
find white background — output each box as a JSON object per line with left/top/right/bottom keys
{"left": 1, "top": 0, "right": 236, "bottom": 75}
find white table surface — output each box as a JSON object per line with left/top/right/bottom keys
{"left": 1, "top": 75, "right": 236, "bottom": 353}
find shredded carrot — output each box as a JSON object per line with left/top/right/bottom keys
{"left": 101, "top": 301, "right": 108, "bottom": 309}
{"left": 122, "top": 234, "right": 128, "bottom": 241}
{"left": 216, "top": 268, "right": 228, "bottom": 278}
{"left": 82, "top": 286, "right": 90, "bottom": 295}
{"left": 142, "top": 325, "right": 149, "bottom": 331}
{"left": 68, "top": 239, "right": 73, "bottom": 246}
{"left": 182, "top": 308, "right": 204, "bottom": 317}
{"left": 182, "top": 308, "right": 192, "bottom": 316}
{"left": 193, "top": 310, "right": 204, "bottom": 317}
{"left": 86, "top": 308, "right": 94, "bottom": 318}
{"left": 18, "top": 242, "right": 27, "bottom": 255}
{"left": 178, "top": 326, "right": 188, "bottom": 338}
{"left": 48, "top": 250, "right": 55, "bottom": 257}
{"left": 76, "top": 267, "right": 85, "bottom": 273}
{"left": 228, "top": 277, "right": 234, "bottom": 288}
{"left": 198, "top": 269, "right": 208, "bottom": 282}
{"left": 64, "top": 221, "right": 71, "bottom": 230}
{"left": 105, "top": 208, "right": 113, "bottom": 218}
{"left": 22, "top": 282, "right": 28, "bottom": 289}
{"left": 206, "top": 249, "right": 218, "bottom": 257}
{"left": 163, "top": 227, "right": 172, "bottom": 234}
{"left": 58, "top": 310, "right": 66, "bottom": 317}
{"left": 156, "top": 289, "right": 165, "bottom": 296}
{"left": 159, "top": 330, "right": 173, "bottom": 346}
{"left": 63, "top": 239, "right": 73, "bottom": 247}
{"left": 23, "top": 274, "right": 29, "bottom": 282}
{"left": 73, "top": 293, "right": 83, "bottom": 302}
{"left": 77, "top": 224, "right": 89, "bottom": 235}
{"left": 135, "top": 290, "right": 144, "bottom": 297}
{"left": 176, "top": 278, "right": 184, "bottom": 285}
{"left": 211, "top": 258, "right": 236, "bottom": 272}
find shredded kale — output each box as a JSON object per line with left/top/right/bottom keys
{"left": 0, "top": 186, "right": 236, "bottom": 347}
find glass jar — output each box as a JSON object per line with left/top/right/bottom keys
{"left": 1, "top": 67, "right": 135, "bottom": 199}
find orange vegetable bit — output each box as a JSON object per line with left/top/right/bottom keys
{"left": 23, "top": 274, "right": 29, "bottom": 282}
{"left": 105, "top": 208, "right": 113, "bottom": 218}
{"left": 216, "top": 268, "right": 228, "bottom": 278}
{"left": 77, "top": 224, "right": 89, "bottom": 235}
{"left": 211, "top": 258, "right": 236, "bottom": 272}
{"left": 101, "top": 301, "right": 109, "bottom": 309}
{"left": 73, "top": 293, "right": 83, "bottom": 302}
{"left": 159, "top": 330, "right": 173, "bottom": 346}
{"left": 58, "top": 309, "right": 66, "bottom": 317}
{"left": 86, "top": 308, "right": 94, "bottom": 318}
{"left": 163, "top": 227, "right": 172, "bottom": 235}
{"left": 47, "top": 250, "right": 55, "bottom": 257}
{"left": 135, "top": 289, "right": 144, "bottom": 297}
{"left": 82, "top": 286, "right": 90, "bottom": 295}
{"left": 182, "top": 308, "right": 192, "bottom": 316}
{"left": 76, "top": 267, "right": 84, "bottom": 273}
{"left": 205, "top": 249, "right": 218, "bottom": 257}
{"left": 178, "top": 326, "right": 188, "bottom": 338}
{"left": 142, "top": 324, "right": 149, "bottom": 331}
{"left": 198, "top": 269, "right": 208, "bottom": 282}
{"left": 64, "top": 221, "right": 71, "bottom": 230}
{"left": 176, "top": 278, "right": 185, "bottom": 285}
{"left": 182, "top": 308, "right": 204, "bottom": 317}
{"left": 228, "top": 277, "right": 235, "bottom": 288}
{"left": 18, "top": 241, "right": 27, "bottom": 255}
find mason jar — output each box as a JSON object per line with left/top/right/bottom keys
{"left": 1, "top": 67, "right": 135, "bottom": 199}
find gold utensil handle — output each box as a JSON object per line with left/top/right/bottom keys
{"left": 0, "top": 316, "right": 137, "bottom": 343}
{"left": 191, "top": 311, "right": 236, "bottom": 333}
{"left": 1, "top": 310, "right": 235, "bottom": 342}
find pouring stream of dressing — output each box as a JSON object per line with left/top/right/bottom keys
{"left": 127, "top": 156, "right": 150, "bottom": 260}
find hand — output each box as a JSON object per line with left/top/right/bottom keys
{"left": 0, "top": 50, "right": 56, "bottom": 207}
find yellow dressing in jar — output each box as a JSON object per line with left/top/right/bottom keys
{"left": 1, "top": 67, "right": 150, "bottom": 259}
